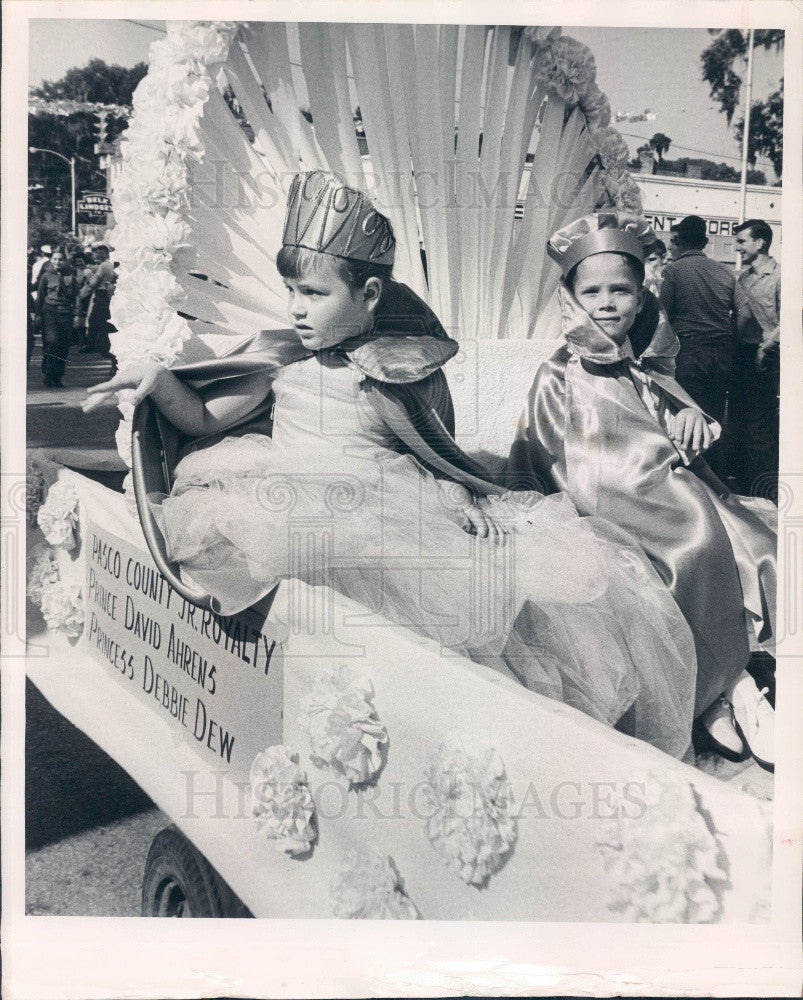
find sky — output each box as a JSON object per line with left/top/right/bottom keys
{"left": 28, "top": 18, "right": 783, "bottom": 178}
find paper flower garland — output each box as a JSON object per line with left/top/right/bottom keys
{"left": 27, "top": 543, "right": 85, "bottom": 639}
{"left": 422, "top": 734, "right": 517, "bottom": 886}
{"left": 596, "top": 771, "right": 728, "bottom": 922}
{"left": 108, "top": 21, "right": 239, "bottom": 487}
{"left": 529, "top": 35, "right": 642, "bottom": 215}
{"left": 301, "top": 666, "right": 388, "bottom": 786}
{"left": 249, "top": 745, "right": 316, "bottom": 855}
{"left": 533, "top": 35, "right": 597, "bottom": 107}
{"left": 36, "top": 480, "right": 80, "bottom": 551}
{"left": 330, "top": 849, "right": 419, "bottom": 919}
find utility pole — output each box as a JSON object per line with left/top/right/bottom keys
{"left": 738, "top": 28, "right": 755, "bottom": 231}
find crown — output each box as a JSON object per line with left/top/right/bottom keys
{"left": 548, "top": 211, "right": 656, "bottom": 277}
{"left": 282, "top": 171, "right": 396, "bottom": 265}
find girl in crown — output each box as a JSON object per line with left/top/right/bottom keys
{"left": 506, "top": 211, "right": 777, "bottom": 771}
{"left": 86, "top": 173, "right": 699, "bottom": 758}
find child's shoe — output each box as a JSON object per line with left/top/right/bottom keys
{"left": 695, "top": 696, "right": 749, "bottom": 762}
{"left": 728, "top": 669, "right": 774, "bottom": 772}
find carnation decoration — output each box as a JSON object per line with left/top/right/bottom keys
{"left": 330, "top": 849, "right": 419, "bottom": 919}
{"left": 596, "top": 771, "right": 728, "bottom": 922}
{"left": 249, "top": 745, "right": 316, "bottom": 855}
{"left": 27, "top": 543, "right": 61, "bottom": 607}
{"left": 27, "top": 543, "right": 85, "bottom": 638}
{"left": 533, "top": 35, "right": 597, "bottom": 107}
{"left": 108, "top": 21, "right": 240, "bottom": 489}
{"left": 36, "top": 480, "right": 80, "bottom": 551}
{"left": 579, "top": 83, "right": 612, "bottom": 133}
{"left": 301, "top": 665, "right": 388, "bottom": 787}
{"left": 422, "top": 733, "right": 517, "bottom": 886}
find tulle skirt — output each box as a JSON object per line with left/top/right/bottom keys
{"left": 153, "top": 433, "right": 697, "bottom": 757}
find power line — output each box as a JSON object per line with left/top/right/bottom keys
{"left": 618, "top": 131, "right": 773, "bottom": 170}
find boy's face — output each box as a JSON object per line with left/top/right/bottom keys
{"left": 283, "top": 256, "right": 377, "bottom": 351}
{"left": 571, "top": 253, "right": 644, "bottom": 345}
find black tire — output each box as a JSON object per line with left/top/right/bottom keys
{"left": 141, "top": 825, "right": 252, "bottom": 918}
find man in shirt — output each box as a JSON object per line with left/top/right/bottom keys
{"left": 659, "top": 215, "right": 751, "bottom": 473}
{"left": 83, "top": 245, "right": 117, "bottom": 371}
{"left": 728, "top": 219, "right": 780, "bottom": 501}
{"left": 36, "top": 248, "right": 81, "bottom": 388}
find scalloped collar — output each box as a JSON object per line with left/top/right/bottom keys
{"left": 558, "top": 280, "right": 680, "bottom": 367}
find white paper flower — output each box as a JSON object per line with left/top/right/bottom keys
{"left": 596, "top": 772, "right": 728, "bottom": 922}
{"left": 26, "top": 450, "right": 59, "bottom": 526}
{"left": 330, "top": 850, "right": 419, "bottom": 919}
{"left": 40, "top": 578, "right": 85, "bottom": 639}
{"left": 594, "top": 125, "right": 631, "bottom": 177}
{"left": 108, "top": 20, "right": 239, "bottom": 469}
{"left": 27, "top": 543, "right": 61, "bottom": 607}
{"left": 249, "top": 745, "right": 316, "bottom": 855}
{"left": 580, "top": 83, "right": 612, "bottom": 133}
{"left": 36, "top": 480, "right": 80, "bottom": 550}
{"left": 534, "top": 35, "right": 597, "bottom": 106}
{"left": 301, "top": 666, "right": 388, "bottom": 786}
{"left": 422, "top": 734, "right": 517, "bottom": 886}
{"left": 114, "top": 418, "right": 134, "bottom": 469}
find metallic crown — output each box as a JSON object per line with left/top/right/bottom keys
{"left": 548, "top": 210, "right": 656, "bottom": 277}
{"left": 282, "top": 171, "right": 396, "bottom": 265}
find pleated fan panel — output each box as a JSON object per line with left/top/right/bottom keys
{"left": 174, "top": 22, "right": 605, "bottom": 350}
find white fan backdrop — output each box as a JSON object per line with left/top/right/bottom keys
{"left": 108, "top": 20, "right": 642, "bottom": 470}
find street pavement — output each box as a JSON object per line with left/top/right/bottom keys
{"left": 27, "top": 339, "right": 127, "bottom": 479}
{"left": 26, "top": 339, "right": 160, "bottom": 915}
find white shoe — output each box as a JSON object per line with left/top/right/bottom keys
{"left": 728, "top": 671, "right": 774, "bottom": 772}
{"left": 698, "top": 696, "right": 748, "bottom": 761}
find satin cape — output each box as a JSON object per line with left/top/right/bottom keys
{"left": 507, "top": 283, "right": 776, "bottom": 715}
{"left": 132, "top": 281, "right": 503, "bottom": 610}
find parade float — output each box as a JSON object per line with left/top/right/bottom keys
{"left": 26, "top": 21, "right": 772, "bottom": 920}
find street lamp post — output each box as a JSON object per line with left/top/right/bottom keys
{"left": 29, "top": 146, "right": 76, "bottom": 235}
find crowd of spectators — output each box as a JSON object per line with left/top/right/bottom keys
{"left": 27, "top": 240, "right": 118, "bottom": 388}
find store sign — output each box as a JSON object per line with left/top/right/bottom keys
{"left": 77, "top": 192, "right": 112, "bottom": 214}
{"left": 77, "top": 192, "right": 113, "bottom": 227}
{"left": 643, "top": 213, "right": 743, "bottom": 264}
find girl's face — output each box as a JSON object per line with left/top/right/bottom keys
{"left": 283, "top": 257, "right": 380, "bottom": 351}
{"left": 571, "top": 253, "right": 644, "bottom": 344}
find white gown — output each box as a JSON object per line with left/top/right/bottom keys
{"left": 155, "top": 353, "right": 697, "bottom": 756}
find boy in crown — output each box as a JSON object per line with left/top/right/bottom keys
{"left": 85, "top": 174, "right": 703, "bottom": 758}
{"left": 507, "top": 211, "right": 777, "bottom": 770}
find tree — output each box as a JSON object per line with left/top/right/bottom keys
{"left": 734, "top": 80, "right": 783, "bottom": 177}
{"left": 32, "top": 58, "right": 147, "bottom": 106}
{"left": 700, "top": 29, "right": 784, "bottom": 176}
{"left": 29, "top": 60, "right": 148, "bottom": 232}
{"left": 648, "top": 132, "right": 672, "bottom": 161}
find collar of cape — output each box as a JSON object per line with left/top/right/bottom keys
{"left": 172, "top": 279, "right": 458, "bottom": 386}
{"left": 557, "top": 280, "right": 680, "bottom": 368}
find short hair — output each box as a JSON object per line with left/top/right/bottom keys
{"left": 671, "top": 215, "right": 707, "bottom": 249}
{"left": 276, "top": 245, "right": 393, "bottom": 291}
{"left": 645, "top": 239, "right": 666, "bottom": 256}
{"left": 566, "top": 251, "right": 645, "bottom": 292}
{"left": 734, "top": 219, "right": 773, "bottom": 252}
